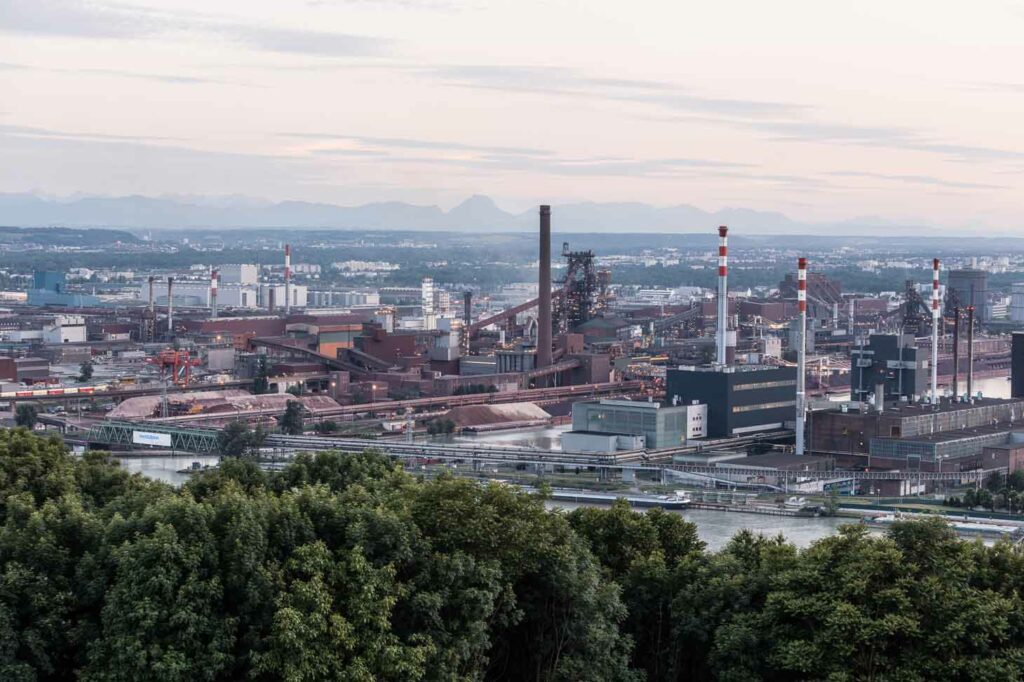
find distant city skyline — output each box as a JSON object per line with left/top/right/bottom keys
{"left": 2, "top": 0, "right": 1024, "bottom": 230}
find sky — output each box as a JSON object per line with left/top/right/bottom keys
{"left": 2, "top": 0, "right": 1024, "bottom": 229}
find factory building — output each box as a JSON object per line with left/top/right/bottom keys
{"left": 218, "top": 264, "right": 259, "bottom": 285}
{"left": 850, "top": 334, "right": 927, "bottom": 404}
{"left": 1013, "top": 332, "right": 1024, "bottom": 399}
{"left": 1010, "top": 284, "right": 1024, "bottom": 323}
{"left": 666, "top": 365, "right": 797, "bottom": 438}
{"left": 140, "top": 281, "right": 259, "bottom": 308}
{"left": 563, "top": 398, "right": 706, "bottom": 452}
{"left": 947, "top": 268, "right": 990, "bottom": 321}
{"left": 810, "top": 398, "right": 1024, "bottom": 472}
{"left": 26, "top": 271, "right": 100, "bottom": 307}
{"left": 259, "top": 283, "right": 308, "bottom": 312}
{"left": 42, "top": 315, "right": 86, "bottom": 344}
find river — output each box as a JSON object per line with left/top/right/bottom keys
{"left": 117, "top": 452, "right": 857, "bottom": 549}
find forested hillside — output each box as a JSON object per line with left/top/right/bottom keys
{"left": 2, "top": 429, "right": 1024, "bottom": 680}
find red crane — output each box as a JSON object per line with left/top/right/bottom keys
{"left": 147, "top": 349, "right": 200, "bottom": 386}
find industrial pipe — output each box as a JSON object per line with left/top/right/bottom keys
{"left": 717, "top": 225, "right": 728, "bottom": 365}
{"left": 796, "top": 257, "right": 807, "bottom": 455}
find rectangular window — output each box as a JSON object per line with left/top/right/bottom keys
{"left": 732, "top": 380, "right": 797, "bottom": 391}
{"left": 731, "top": 400, "right": 796, "bottom": 413}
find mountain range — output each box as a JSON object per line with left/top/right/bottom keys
{"left": 0, "top": 192, "right": 948, "bottom": 235}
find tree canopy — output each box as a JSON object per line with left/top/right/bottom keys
{"left": 3, "top": 428, "right": 1024, "bottom": 681}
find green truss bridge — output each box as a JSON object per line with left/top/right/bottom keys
{"left": 72, "top": 421, "right": 222, "bottom": 454}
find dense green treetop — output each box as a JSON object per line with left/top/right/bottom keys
{"left": 3, "top": 429, "right": 1024, "bottom": 680}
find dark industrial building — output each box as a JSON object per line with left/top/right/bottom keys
{"left": 850, "top": 334, "right": 927, "bottom": 403}
{"left": 1012, "top": 332, "right": 1024, "bottom": 399}
{"left": 946, "top": 268, "right": 989, "bottom": 321}
{"left": 810, "top": 398, "right": 1024, "bottom": 472}
{"left": 666, "top": 365, "right": 797, "bottom": 438}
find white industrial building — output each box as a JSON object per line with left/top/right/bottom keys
{"left": 141, "top": 281, "right": 258, "bottom": 308}
{"left": 219, "top": 264, "right": 259, "bottom": 285}
{"left": 43, "top": 315, "right": 87, "bottom": 344}
{"left": 259, "top": 283, "right": 308, "bottom": 311}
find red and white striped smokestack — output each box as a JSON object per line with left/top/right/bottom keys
{"left": 931, "top": 258, "right": 940, "bottom": 402}
{"left": 716, "top": 225, "right": 728, "bottom": 365}
{"left": 284, "top": 244, "right": 292, "bottom": 314}
{"left": 210, "top": 268, "right": 219, "bottom": 319}
{"left": 796, "top": 257, "right": 807, "bottom": 455}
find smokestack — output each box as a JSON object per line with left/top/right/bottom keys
{"left": 284, "top": 244, "right": 292, "bottom": 314}
{"left": 931, "top": 258, "right": 940, "bottom": 402}
{"left": 847, "top": 297, "right": 855, "bottom": 336}
{"left": 463, "top": 291, "right": 472, "bottom": 326}
{"left": 716, "top": 225, "right": 728, "bottom": 365}
{"left": 210, "top": 268, "right": 219, "bottom": 319}
{"left": 537, "top": 205, "right": 552, "bottom": 370}
{"left": 268, "top": 287, "right": 276, "bottom": 314}
{"left": 796, "top": 257, "right": 807, "bottom": 455}
{"left": 166, "top": 277, "right": 174, "bottom": 335}
{"left": 967, "top": 305, "right": 975, "bottom": 398}
{"left": 952, "top": 306, "right": 960, "bottom": 399}
{"left": 148, "top": 276, "right": 155, "bottom": 314}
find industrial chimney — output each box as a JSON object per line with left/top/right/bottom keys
{"left": 268, "top": 287, "right": 276, "bottom": 315}
{"left": 931, "top": 258, "right": 940, "bottom": 402}
{"left": 967, "top": 305, "right": 975, "bottom": 398}
{"left": 147, "top": 276, "right": 155, "bottom": 315}
{"left": 463, "top": 291, "right": 472, "bottom": 326}
{"left": 716, "top": 226, "right": 729, "bottom": 365}
{"left": 796, "top": 257, "right": 807, "bottom": 455}
{"left": 284, "top": 244, "right": 292, "bottom": 315}
{"left": 537, "top": 206, "right": 553, "bottom": 371}
{"left": 210, "top": 268, "right": 219, "bottom": 319}
{"left": 952, "top": 305, "right": 960, "bottom": 399}
{"left": 166, "top": 277, "right": 174, "bottom": 335}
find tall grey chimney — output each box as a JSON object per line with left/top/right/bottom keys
{"left": 537, "top": 206, "right": 553, "bottom": 371}
{"left": 166, "top": 277, "right": 174, "bottom": 335}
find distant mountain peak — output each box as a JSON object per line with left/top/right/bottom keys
{"left": 0, "top": 191, "right": 949, "bottom": 235}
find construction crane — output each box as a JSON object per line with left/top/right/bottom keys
{"left": 147, "top": 349, "right": 200, "bottom": 386}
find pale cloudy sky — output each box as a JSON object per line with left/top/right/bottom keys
{"left": 2, "top": 0, "right": 1024, "bottom": 227}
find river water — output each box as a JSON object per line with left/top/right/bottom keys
{"left": 117, "top": 452, "right": 857, "bottom": 549}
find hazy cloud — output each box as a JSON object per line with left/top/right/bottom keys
{"left": 0, "top": 0, "right": 390, "bottom": 57}
{"left": 0, "top": 123, "right": 187, "bottom": 143}
{"left": 282, "top": 132, "right": 553, "bottom": 157}
{"left": 828, "top": 170, "right": 1007, "bottom": 190}
{"left": 1, "top": 61, "right": 252, "bottom": 86}
{"left": 427, "top": 64, "right": 807, "bottom": 118}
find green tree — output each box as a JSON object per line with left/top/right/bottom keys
{"left": 252, "top": 355, "right": 270, "bottom": 395}
{"left": 278, "top": 400, "right": 304, "bottom": 436}
{"left": 78, "top": 359, "right": 93, "bottom": 383}
{"left": 14, "top": 404, "right": 37, "bottom": 429}
{"left": 218, "top": 420, "right": 262, "bottom": 458}
{"left": 314, "top": 420, "right": 339, "bottom": 434}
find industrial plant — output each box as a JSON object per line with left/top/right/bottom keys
{"left": 1, "top": 214, "right": 1024, "bottom": 502}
